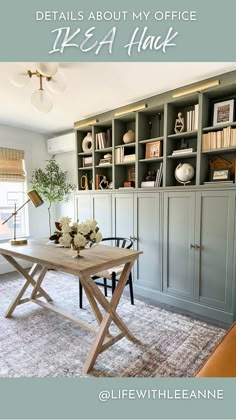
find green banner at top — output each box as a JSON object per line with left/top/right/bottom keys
{"left": 1, "top": 0, "right": 236, "bottom": 61}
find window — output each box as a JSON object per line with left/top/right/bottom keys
{"left": 0, "top": 148, "right": 28, "bottom": 240}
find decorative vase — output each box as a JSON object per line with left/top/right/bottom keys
{"left": 82, "top": 132, "right": 93, "bottom": 152}
{"left": 123, "top": 130, "right": 135, "bottom": 144}
{"left": 71, "top": 243, "right": 85, "bottom": 258}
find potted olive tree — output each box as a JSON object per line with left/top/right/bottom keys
{"left": 30, "top": 156, "right": 75, "bottom": 236}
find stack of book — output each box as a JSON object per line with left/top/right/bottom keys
{"left": 95, "top": 129, "right": 112, "bottom": 150}
{"left": 82, "top": 156, "right": 93, "bottom": 167}
{"left": 172, "top": 148, "right": 195, "bottom": 156}
{"left": 202, "top": 127, "right": 236, "bottom": 151}
{"left": 141, "top": 163, "right": 163, "bottom": 187}
{"left": 115, "top": 147, "right": 136, "bottom": 163}
{"left": 186, "top": 104, "right": 199, "bottom": 132}
{"left": 99, "top": 157, "right": 112, "bottom": 166}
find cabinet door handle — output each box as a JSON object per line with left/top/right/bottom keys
{"left": 195, "top": 244, "right": 201, "bottom": 249}
{"left": 130, "top": 236, "right": 137, "bottom": 242}
{"left": 190, "top": 244, "right": 196, "bottom": 249}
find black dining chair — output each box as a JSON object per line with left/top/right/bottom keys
{"left": 79, "top": 237, "right": 134, "bottom": 308}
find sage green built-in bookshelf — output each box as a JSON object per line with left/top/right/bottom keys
{"left": 74, "top": 70, "right": 236, "bottom": 191}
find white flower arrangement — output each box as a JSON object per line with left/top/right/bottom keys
{"left": 50, "top": 218, "right": 102, "bottom": 249}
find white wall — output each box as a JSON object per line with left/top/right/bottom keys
{"left": 0, "top": 124, "right": 51, "bottom": 273}
{"left": 54, "top": 151, "right": 77, "bottom": 221}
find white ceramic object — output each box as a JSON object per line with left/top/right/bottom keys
{"left": 123, "top": 130, "right": 135, "bottom": 144}
{"left": 82, "top": 132, "right": 93, "bottom": 152}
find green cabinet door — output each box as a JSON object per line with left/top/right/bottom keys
{"left": 75, "top": 194, "right": 92, "bottom": 221}
{"left": 195, "top": 190, "right": 235, "bottom": 311}
{"left": 163, "top": 191, "right": 196, "bottom": 299}
{"left": 134, "top": 192, "right": 161, "bottom": 290}
{"left": 112, "top": 193, "right": 134, "bottom": 238}
{"left": 91, "top": 193, "right": 112, "bottom": 238}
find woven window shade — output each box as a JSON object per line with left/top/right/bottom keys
{"left": 0, "top": 148, "right": 26, "bottom": 182}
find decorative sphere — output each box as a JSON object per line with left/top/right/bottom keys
{"left": 175, "top": 163, "right": 195, "bottom": 184}
{"left": 123, "top": 130, "right": 135, "bottom": 144}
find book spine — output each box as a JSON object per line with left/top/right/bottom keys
{"left": 194, "top": 104, "right": 199, "bottom": 130}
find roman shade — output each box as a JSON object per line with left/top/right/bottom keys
{"left": 0, "top": 147, "right": 26, "bottom": 182}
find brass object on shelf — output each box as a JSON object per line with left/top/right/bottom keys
{"left": 80, "top": 174, "right": 89, "bottom": 190}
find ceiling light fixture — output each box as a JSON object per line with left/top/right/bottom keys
{"left": 10, "top": 63, "right": 66, "bottom": 113}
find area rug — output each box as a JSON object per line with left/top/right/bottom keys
{"left": 0, "top": 271, "right": 225, "bottom": 377}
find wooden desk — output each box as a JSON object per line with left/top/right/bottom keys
{"left": 0, "top": 240, "right": 142, "bottom": 373}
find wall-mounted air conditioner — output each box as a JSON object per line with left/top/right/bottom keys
{"left": 47, "top": 133, "right": 76, "bottom": 155}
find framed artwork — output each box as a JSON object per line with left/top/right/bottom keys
{"left": 210, "top": 168, "right": 230, "bottom": 181}
{"left": 128, "top": 167, "right": 135, "bottom": 182}
{"left": 213, "top": 100, "right": 234, "bottom": 126}
{"left": 145, "top": 140, "right": 162, "bottom": 159}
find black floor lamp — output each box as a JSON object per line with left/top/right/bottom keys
{"left": 2, "top": 190, "right": 44, "bottom": 245}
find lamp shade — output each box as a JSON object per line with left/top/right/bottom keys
{"left": 31, "top": 89, "right": 53, "bottom": 113}
{"left": 36, "top": 62, "right": 59, "bottom": 77}
{"left": 46, "top": 71, "right": 67, "bottom": 94}
{"left": 27, "top": 190, "right": 44, "bottom": 207}
{"left": 10, "top": 65, "right": 30, "bottom": 88}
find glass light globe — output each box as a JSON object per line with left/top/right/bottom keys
{"left": 10, "top": 66, "right": 29, "bottom": 87}
{"left": 45, "top": 71, "right": 66, "bottom": 94}
{"left": 31, "top": 89, "right": 53, "bottom": 113}
{"left": 36, "top": 62, "right": 59, "bottom": 77}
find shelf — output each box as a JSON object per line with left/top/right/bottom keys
{"left": 168, "top": 152, "right": 197, "bottom": 159}
{"left": 115, "top": 142, "right": 136, "bottom": 148}
{"left": 203, "top": 122, "right": 236, "bottom": 132}
{"left": 115, "top": 161, "right": 136, "bottom": 166}
{"left": 139, "top": 157, "right": 163, "bottom": 162}
{"left": 202, "top": 147, "right": 236, "bottom": 154}
{"left": 76, "top": 70, "right": 236, "bottom": 191}
{"left": 95, "top": 164, "right": 112, "bottom": 168}
{"left": 95, "top": 147, "right": 112, "bottom": 153}
{"left": 78, "top": 152, "right": 93, "bottom": 156}
{"left": 168, "top": 131, "right": 198, "bottom": 139}
{"left": 139, "top": 137, "right": 164, "bottom": 144}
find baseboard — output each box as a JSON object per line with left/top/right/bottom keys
{"left": 134, "top": 284, "right": 234, "bottom": 325}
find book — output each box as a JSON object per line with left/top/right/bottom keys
{"left": 204, "top": 181, "right": 233, "bottom": 184}
{"left": 194, "top": 104, "right": 199, "bottom": 130}
{"left": 141, "top": 181, "right": 156, "bottom": 187}
{"left": 123, "top": 154, "right": 136, "bottom": 162}
{"left": 83, "top": 156, "right": 93, "bottom": 167}
{"left": 172, "top": 148, "right": 195, "bottom": 155}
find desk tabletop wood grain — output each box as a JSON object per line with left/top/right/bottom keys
{"left": 0, "top": 240, "right": 142, "bottom": 276}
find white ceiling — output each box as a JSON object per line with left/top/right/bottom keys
{"left": 0, "top": 62, "right": 236, "bottom": 137}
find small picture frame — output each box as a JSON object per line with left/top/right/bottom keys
{"left": 210, "top": 168, "right": 230, "bottom": 182}
{"left": 213, "top": 99, "right": 234, "bottom": 126}
{"left": 145, "top": 141, "right": 162, "bottom": 159}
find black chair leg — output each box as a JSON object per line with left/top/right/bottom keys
{"left": 128, "top": 273, "right": 134, "bottom": 305}
{"left": 103, "top": 278, "right": 108, "bottom": 296}
{"left": 79, "top": 280, "right": 83, "bottom": 309}
{"left": 111, "top": 272, "right": 116, "bottom": 294}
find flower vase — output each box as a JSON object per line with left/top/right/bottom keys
{"left": 71, "top": 244, "right": 84, "bottom": 258}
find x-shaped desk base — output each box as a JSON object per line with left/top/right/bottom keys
{"left": 3, "top": 254, "right": 137, "bottom": 373}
